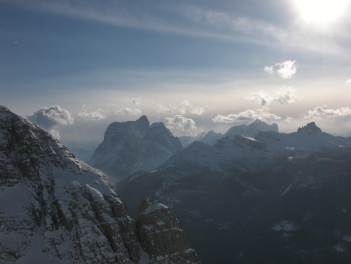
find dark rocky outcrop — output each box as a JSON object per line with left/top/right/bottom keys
{"left": 137, "top": 198, "right": 201, "bottom": 264}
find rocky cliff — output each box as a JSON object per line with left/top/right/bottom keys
{"left": 90, "top": 116, "right": 182, "bottom": 182}
{"left": 0, "top": 106, "right": 199, "bottom": 264}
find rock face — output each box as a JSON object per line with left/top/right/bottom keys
{"left": 90, "top": 116, "right": 182, "bottom": 181}
{"left": 297, "top": 122, "right": 322, "bottom": 135}
{"left": 0, "top": 106, "right": 199, "bottom": 264}
{"left": 224, "top": 119, "right": 279, "bottom": 139}
{"left": 137, "top": 199, "right": 200, "bottom": 264}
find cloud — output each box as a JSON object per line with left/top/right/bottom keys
{"left": 305, "top": 105, "right": 351, "bottom": 120}
{"left": 6, "top": 1, "right": 348, "bottom": 56}
{"left": 164, "top": 115, "right": 198, "bottom": 136}
{"left": 212, "top": 109, "right": 281, "bottom": 125}
{"left": 77, "top": 106, "right": 106, "bottom": 121}
{"left": 116, "top": 107, "right": 143, "bottom": 117}
{"left": 28, "top": 105, "right": 74, "bottom": 139}
{"left": 157, "top": 100, "right": 205, "bottom": 116}
{"left": 251, "top": 87, "right": 296, "bottom": 106}
{"left": 346, "top": 79, "right": 351, "bottom": 86}
{"left": 179, "top": 100, "right": 205, "bottom": 115}
{"left": 264, "top": 60, "right": 297, "bottom": 79}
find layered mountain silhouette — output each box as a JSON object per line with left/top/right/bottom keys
{"left": 118, "top": 121, "right": 351, "bottom": 264}
{"left": 0, "top": 106, "right": 200, "bottom": 264}
{"left": 90, "top": 116, "right": 182, "bottom": 182}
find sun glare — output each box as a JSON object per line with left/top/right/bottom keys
{"left": 293, "top": 0, "right": 350, "bottom": 26}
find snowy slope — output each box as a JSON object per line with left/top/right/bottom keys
{"left": 0, "top": 106, "right": 200, "bottom": 264}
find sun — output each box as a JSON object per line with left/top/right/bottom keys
{"left": 292, "top": 0, "right": 350, "bottom": 26}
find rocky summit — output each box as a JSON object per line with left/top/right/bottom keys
{"left": 0, "top": 106, "right": 200, "bottom": 264}
{"left": 90, "top": 116, "right": 182, "bottom": 182}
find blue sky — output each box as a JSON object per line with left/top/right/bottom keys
{"left": 2, "top": 0, "right": 351, "bottom": 141}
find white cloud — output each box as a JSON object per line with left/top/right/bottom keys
{"left": 116, "top": 107, "right": 143, "bottom": 117}
{"left": 157, "top": 100, "right": 205, "bottom": 116}
{"left": 305, "top": 105, "right": 351, "bottom": 120}
{"left": 28, "top": 105, "right": 74, "bottom": 139}
{"left": 346, "top": 79, "right": 351, "bottom": 86}
{"left": 77, "top": 106, "right": 106, "bottom": 121}
{"left": 8, "top": 1, "right": 348, "bottom": 56}
{"left": 179, "top": 100, "right": 205, "bottom": 115}
{"left": 264, "top": 66, "right": 274, "bottom": 75}
{"left": 251, "top": 87, "right": 296, "bottom": 106}
{"left": 212, "top": 109, "right": 281, "bottom": 125}
{"left": 264, "top": 60, "right": 297, "bottom": 79}
{"left": 164, "top": 115, "right": 198, "bottom": 136}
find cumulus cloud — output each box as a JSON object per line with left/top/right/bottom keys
{"left": 28, "top": 105, "right": 74, "bottom": 139}
{"left": 305, "top": 105, "right": 351, "bottom": 120}
{"left": 346, "top": 79, "right": 351, "bottom": 86}
{"left": 251, "top": 87, "right": 296, "bottom": 106}
{"left": 212, "top": 109, "right": 281, "bottom": 125}
{"left": 77, "top": 106, "right": 106, "bottom": 121}
{"left": 164, "top": 115, "right": 198, "bottom": 136}
{"left": 264, "top": 60, "right": 297, "bottom": 79}
{"left": 179, "top": 100, "right": 205, "bottom": 115}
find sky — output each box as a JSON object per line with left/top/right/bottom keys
{"left": 1, "top": 0, "right": 351, "bottom": 144}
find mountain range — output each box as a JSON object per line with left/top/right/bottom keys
{"left": 117, "top": 119, "right": 351, "bottom": 264}
{"left": 5, "top": 107, "right": 351, "bottom": 264}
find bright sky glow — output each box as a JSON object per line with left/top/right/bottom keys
{"left": 293, "top": 0, "right": 350, "bottom": 26}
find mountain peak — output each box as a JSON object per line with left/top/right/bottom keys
{"left": 0, "top": 105, "right": 16, "bottom": 121}
{"left": 135, "top": 115, "right": 150, "bottom": 130}
{"left": 91, "top": 116, "right": 182, "bottom": 181}
{"left": 225, "top": 119, "right": 278, "bottom": 139}
{"left": 249, "top": 119, "right": 279, "bottom": 131}
{"left": 297, "top": 122, "right": 322, "bottom": 135}
{"left": 137, "top": 114, "right": 149, "bottom": 123}
{"left": 251, "top": 119, "right": 266, "bottom": 125}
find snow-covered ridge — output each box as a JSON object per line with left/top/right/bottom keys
{"left": 0, "top": 106, "right": 200, "bottom": 264}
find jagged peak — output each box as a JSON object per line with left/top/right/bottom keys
{"left": 136, "top": 115, "right": 150, "bottom": 125}
{"left": 249, "top": 119, "right": 279, "bottom": 130}
{"left": 297, "top": 122, "right": 322, "bottom": 135}
{"left": 250, "top": 119, "right": 267, "bottom": 126}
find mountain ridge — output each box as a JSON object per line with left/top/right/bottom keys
{"left": 0, "top": 106, "right": 200, "bottom": 264}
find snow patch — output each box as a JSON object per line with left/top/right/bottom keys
{"left": 272, "top": 220, "right": 298, "bottom": 233}
{"left": 142, "top": 203, "right": 168, "bottom": 215}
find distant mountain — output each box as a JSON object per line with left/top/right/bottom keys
{"left": 198, "top": 131, "right": 223, "bottom": 145}
{"left": 0, "top": 106, "right": 200, "bottom": 264}
{"left": 256, "top": 122, "right": 351, "bottom": 153}
{"left": 90, "top": 116, "right": 182, "bottom": 181}
{"left": 178, "top": 135, "right": 196, "bottom": 147}
{"left": 65, "top": 141, "right": 97, "bottom": 161}
{"left": 118, "top": 121, "right": 351, "bottom": 264}
{"left": 224, "top": 119, "right": 279, "bottom": 139}
{"left": 179, "top": 131, "right": 223, "bottom": 147}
